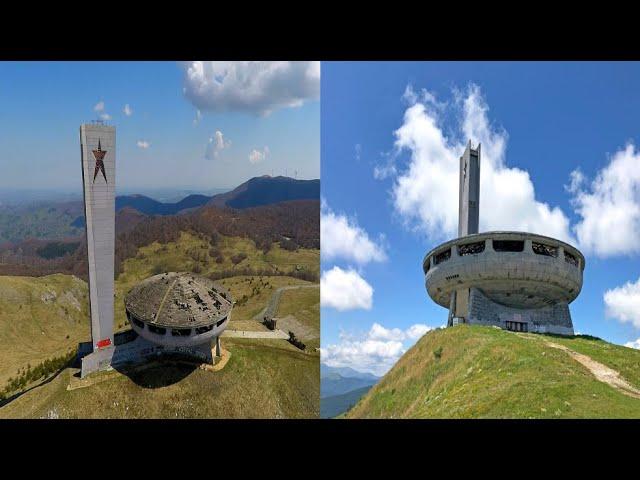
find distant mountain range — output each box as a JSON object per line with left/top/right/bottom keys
{"left": 67, "top": 176, "right": 319, "bottom": 230}
{"left": 208, "top": 176, "right": 320, "bottom": 209}
{"left": 114, "top": 193, "right": 211, "bottom": 216}
{"left": 320, "top": 364, "right": 380, "bottom": 418}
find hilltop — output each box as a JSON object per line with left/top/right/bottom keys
{"left": 0, "top": 232, "right": 319, "bottom": 418}
{"left": 346, "top": 325, "right": 640, "bottom": 419}
{"left": 208, "top": 176, "right": 319, "bottom": 209}
{"left": 0, "top": 337, "right": 318, "bottom": 419}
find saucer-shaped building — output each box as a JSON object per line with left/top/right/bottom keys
{"left": 124, "top": 272, "right": 233, "bottom": 354}
{"left": 423, "top": 143, "right": 584, "bottom": 335}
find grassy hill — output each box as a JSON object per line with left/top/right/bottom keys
{"left": 0, "top": 338, "right": 318, "bottom": 419}
{"left": 0, "top": 232, "right": 319, "bottom": 417}
{"left": 346, "top": 325, "right": 640, "bottom": 419}
{"left": 0, "top": 274, "right": 89, "bottom": 388}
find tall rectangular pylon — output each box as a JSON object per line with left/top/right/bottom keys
{"left": 458, "top": 141, "right": 481, "bottom": 237}
{"left": 80, "top": 123, "right": 116, "bottom": 357}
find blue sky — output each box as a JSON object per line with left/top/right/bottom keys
{"left": 320, "top": 61, "right": 640, "bottom": 375}
{"left": 0, "top": 61, "right": 320, "bottom": 195}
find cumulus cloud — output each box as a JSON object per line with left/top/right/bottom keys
{"left": 181, "top": 61, "right": 320, "bottom": 116}
{"left": 205, "top": 130, "right": 231, "bottom": 160}
{"left": 249, "top": 146, "right": 269, "bottom": 164}
{"left": 405, "top": 324, "right": 432, "bottom": 340}
{"left": 377, "top": 84, "right": 574, "bottom": 244}
{"left": 604, "top": 277, "right": 640, "bottom": 329}
{"left": 136, "top": 140, "right": 150, "bottom": 149}
{"left": 321, "top": 201, "right": 386, "bottom": 265}
{"left": 321, "top": 322, "right": 433, "bottom": 376}
{"left": 625, "top": 338, "right": 640, "bottom": 349}
{"left": 123, "top": 104, "right": 133, "bottom": 116}
{"left": 93, "top": 101, "right": 111, "bottom": 121}
{"left": 321, "top": 266, "right": 373, "bottom": 311}
{"left": 570, "top": 144, "right": 640, "bottom": 257}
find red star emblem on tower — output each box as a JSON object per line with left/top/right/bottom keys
{"left": 92, "top": 139, "right": 108, "bottom": 183}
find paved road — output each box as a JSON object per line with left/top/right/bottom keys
{"left": 222, "top": 329, "right": 289, "bottom": 339}
{"left": 252, "top": 283, "right": 319, "bottom": 322}
{"left": 221, "top": 283, "right": 319, "bottom": 341}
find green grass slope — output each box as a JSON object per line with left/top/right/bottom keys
{"left": 0, "top": 274, "right": 89, "bottom": 387}
{"left": 346, "top": 325, "right": 640, "bottom": 419}
{"left": 0, "top": 338, "right": 318, "bottom": 419}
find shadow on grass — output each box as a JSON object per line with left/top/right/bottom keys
{"left": 113, "top": 355, "right": 199, "bottom": 389}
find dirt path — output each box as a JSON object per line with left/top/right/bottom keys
{"left": 544, "top": 341, "right": 640, "bottom": 399}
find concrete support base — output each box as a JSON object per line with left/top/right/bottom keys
{"left": 79, "top": 331, "right": 215, "bottom": 378}
{"left": 449, "top": 287, "right": 575, "bottom": 335}
{"left": 80, "top": 345, "right": 116, "bottom": 378}
{"left": 215, "top": 336, "right": 221, "bottom": 357}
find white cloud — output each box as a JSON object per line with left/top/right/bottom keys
{"left": 570, "top": 144, "right": 640, "bottom": 257}
{"left": 625, "top": 338, "right": 640, "bottom": 349}
{"left": 123, "top": 104, "right": 133, "bottom": 116}
{"left": 93, "top": 101, "right": 111, "bottom": 121}
{"left": 321, "top": 201, "right": 386, "bottom": 265}
{"left": 355, "top": 144, "right": 362, "bottom": 162}
{"left": 181, "top": 61, "right": 320, "bottom": 116}
{"left": 205, "top": 130, "right": 231, "bottom": 160}
{"left": 248, "top": 146, "right": 269, "bottom": 164}
{"left": 321, "top": 322, "right": 433, "bottom": 376}
{"left": 378, "top": 84, "right": 574, "bottom": 244}
{"left": 405, "top": 323, "right": 432, "bottom": 340}
{"left": 604, "top": 277, "right": 640, "bottom": 329}
{"left": 321, "top": 266, "right": 373, "bottom": 311}
{"left": 136, "top": 140, "right": 150, "bottom": 149}
{"left": 369, "top": 323, "right": 406, "bottom": 341}
{"left": 565, "top": 168, "right": 585, "bottom": 194}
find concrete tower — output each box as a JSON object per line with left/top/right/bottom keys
{"left": 458, "top": 141, "right": 480, "bottom": 237}
{"left": 448, "top": 142, "right": 481, "bottom": 325}
{"left": 79, "top": 122, "right": 116, "bottom": 376}
{"left": 424, "top": 141, "right": 583, "bottom": 335}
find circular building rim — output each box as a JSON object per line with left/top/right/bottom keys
{"left": 422, "top": 231, "right": 585, "bottom": 274}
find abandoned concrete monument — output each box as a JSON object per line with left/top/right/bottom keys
{"left": 423, "top": 142, "right": 584, "bottom": 335}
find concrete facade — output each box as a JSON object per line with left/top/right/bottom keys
{"left": 467, "top": 287, "right": 574, "bottom": 335}
{"left": 79, "top": 331, "right": 215, "bottom": 377}
{"left": 79, "top": 123, "right": 116, "bottom": 377}
{"left": 423, "top": 141, "right": 584, "bottom": 336}
{"left": 458, "top": 142, "right": 480, "bottom": 237}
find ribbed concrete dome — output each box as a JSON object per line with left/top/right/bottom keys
{"left": 124, "top": 272, "right": 233, "bottom": 329}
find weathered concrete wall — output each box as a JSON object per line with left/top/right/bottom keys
{"left": 467, "top": 287, "right": 574, "bottom": 335}
{"left": 425, "top": 231, "right": 584, "bottom": 310}
{"left": 127, "top": 310, "right": 230, "bottom": 347}
{"left": 80, "top": 124, "right": 115, "bottom": 351}
{"left": 80, "top": 333, "right": 215, "bottom": 377}
{"left": 458, "top": 142, "right": 480, "bottom": 237}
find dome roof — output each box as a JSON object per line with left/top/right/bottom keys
{"left": 124, "top": 272, "right": 233, "bottom": 328}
